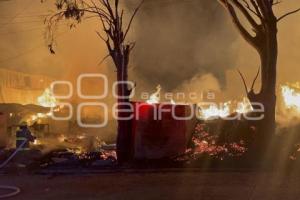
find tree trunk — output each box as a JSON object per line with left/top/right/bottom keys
{"left": 116, "top": 66, "right": 133, "bottom": 164}
{"left": 249, "top": 21, "right": 278, "bottom": 155}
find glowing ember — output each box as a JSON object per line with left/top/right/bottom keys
{"left": 37, "top": 87, "right": 57, "bottom": 108}
{"left": 192, "top": 123, "right": 247, "bottom": 159}
{"left": 33, "top": 139, "right": 42, "bottom": 146}
{"left": 281, "top": 83, "right": 300, "bottom": 112}
{"left": 147, "top": 85, "right": 161, "bottom": 104}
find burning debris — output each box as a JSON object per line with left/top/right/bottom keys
{"left": 277, "top": 83, "right": 300, "bottom": 126}
{"left": 36, "top": 142, "right": 117, "bottom": 170}
{"left": 129, "top": 85, "right": 254, "bottom": 161}
{"left": 0, "top": 71, "right": 118, "bottom": 171}
{"left": 281, "top": 83, "right": 300, "bottom": 112}
{"left": 2, "top": 79, "right": 300, "bottom": 171}
{"left": 0, "top": 132, "right": 117, "bottom": 171}
{"left": 199, "top": 102, "right": 231, "bottom": 120}
{"left": 146, "top": 85, "right": 162, "bottom": 104}
{"left": 191, "top": 123, "right": 247, "bottom": 160}
{"left": 37, "top": 88, "right": 57, "bottom": 108}
{"left": 198, "top": 98, "right": 253, "bottom": 120}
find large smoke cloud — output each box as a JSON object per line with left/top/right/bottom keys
{"left": 126, "top": 0, "right": 238, "bottom": 91}
{"left": 1, "top": 0, "right": 300, "bottom": 132}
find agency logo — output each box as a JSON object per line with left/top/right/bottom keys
{"left": 49, "top": 73, "right": 265, "bottom": 128}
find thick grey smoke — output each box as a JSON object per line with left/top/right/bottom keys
{"left": 126, "top": 0, "right": 238, "bottom": 90}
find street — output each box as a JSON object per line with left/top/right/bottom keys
{"left": 1, "top": 171, "right": 300, "bottom": 200}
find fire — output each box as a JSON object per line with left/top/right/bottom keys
{"left": 67, "top": 147, "right": 84, "bottom": 155}
{"left": 170, "top": 99, "right": 176, "bottom": 105}
{"left": 198, "top": 98, "right": 253, "bottom": 120}
{"left": 26, "top": 87, "right": 62, "bottom": 124}
{"left": 236, "top": 98, "right": 253, "bottom": 114}
{"left": 145, "top": 85, "right": 253, "bottom": 119}
{"left": 26, "top": 111, "right": 53, "bottom": 125}
{"left": 199, "top": 102, "right": 231, "bottom": 120}
{"left": 58, "top": 134, "right": 67, "bottom": 143}
{"left": 145, "top": 85, "right": 180, "bottom": 105}
{"left": 147, "top": 85, "right": 161, "bottom": 104}
{"left": 37, "top": 87, "right": 57, "bottom": 108}
{"left": 33, "top": 139, "right": 42, "bottom": 146}
{"left": 281, "top": 83, "right": 300, "bottom": 112}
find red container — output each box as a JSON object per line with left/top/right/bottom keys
{"left": 131, "top": 102, "right": 196, "bottom": 159}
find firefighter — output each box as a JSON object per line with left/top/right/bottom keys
{"left": 16, "top": 122, "right": 36, "bottom": 151}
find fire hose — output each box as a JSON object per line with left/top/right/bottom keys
{"left": 0, "top": 140, "right": 28, "bottom": 199}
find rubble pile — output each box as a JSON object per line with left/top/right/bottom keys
{"left": 0, "top": 146, "right": 117, "bottom": 173}
{"left": 37, "top": 148, "right": 117, "bottom": 170}
{"left": 190, "top": 123, "right": 248, "bottom": 160}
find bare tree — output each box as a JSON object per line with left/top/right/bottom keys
{"left": 218, "top": 0, "right": 300, "bottom": 151}
{"left": 44, "top": 0, "right": 143, "bottom": 164}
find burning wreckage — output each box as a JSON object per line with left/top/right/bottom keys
{"left": 1, "top": 69, "right": 300, "bottom": 171}
{"left": 0, "top": 69, "right": 116, "bottom": 171}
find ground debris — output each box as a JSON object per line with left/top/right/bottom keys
{"left": 37, "top": 148, "right": 117, "bottom": 170}
{"left": 0, "top": 144, "right": 117, "bottom": 174}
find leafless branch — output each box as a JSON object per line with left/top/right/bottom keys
{"left": 123, "top": 0, "right": 144, "bottom": 40}
{"left": 237, "top": 69, "right": 249, "bottom": 95}
{"left": 250, "top": 66, "right": 260, "bottom": 91}
{"left": 272, "top": 0, "right": 282, "bottom": 6}
{"left": 241, "top": 0, "right": 260, "bottom": 18}
{"left": 229, "top": 0, "right": 259, "bottom": 29}
{"left": 218, "top": 0, "right": 258, "bottom": 48}
{"left": 277, "top": 7, "right": 300, "bottom": 22}
{"left": 98, "top": 54, "right": 110, "bottom": 66}
{"left": 237, "top": 66, "right": 260, "bottom": 95}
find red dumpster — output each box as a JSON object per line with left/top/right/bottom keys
{"left": 131, "top": 102, "right": 196, "bottom": 159}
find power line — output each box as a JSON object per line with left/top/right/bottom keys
{"left": 0, "top": 31, "right": 67, "bottom": 64}
{"left": 0, "top": 22, "right": 44, "bottom": 30}
{"left": 0, "top": 0, "right": 35, "bottom": 27}
{"left": 0, "top": 22, "right": 69, "bottom": 35}
{"left": 0, "top": 20, "right": 44, "bottom": 25}
{"left": 0, "top": 13, "right": 48, "bottom": 18}
{"left": 0, "top": 11, "right": 49, "bottom": 16}
{"left": 0, "top": 41, "right": 45, "bottom": 64}
{"left": 0, "top": 27, "right": 44, "bottom": 35}
{"left": 0, "top": 0, "right": 203, "bottom": 63}
{"left": 0, "top": 0, "right": 198, "bottom": 22}
{"left": 0, "top": 0, "right": 13, "bottom": 2}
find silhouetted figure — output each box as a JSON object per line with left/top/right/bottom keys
{"left": 16, "top": 122, "right": 36, "bottom": 151}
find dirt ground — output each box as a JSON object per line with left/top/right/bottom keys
{"left": 1, "top": 171, "right": 300, "bottom": 200}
